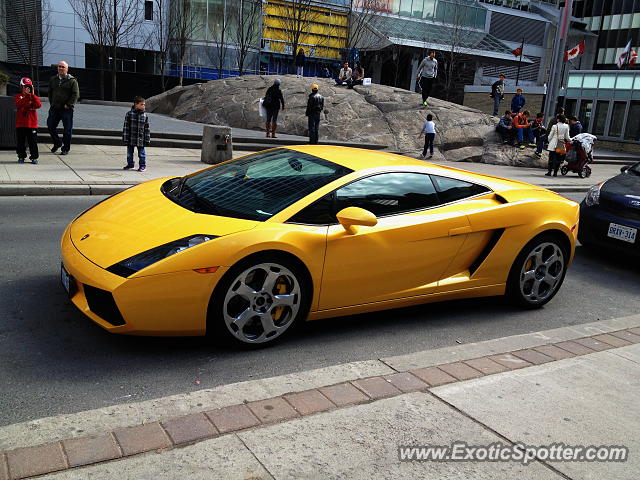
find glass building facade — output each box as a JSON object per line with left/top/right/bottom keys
{"left": 358, "top": 0, "right": 487, "bottom": 29}
{"left": 563, "top": 70, "right": 640, "bottom": 141}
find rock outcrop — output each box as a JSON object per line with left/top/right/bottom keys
{"left": 147, "top": 75, "right": 545, "bottom": 168}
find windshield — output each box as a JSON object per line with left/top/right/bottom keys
{"left": 163, "top": 149, "right": 352, "bottom": 221}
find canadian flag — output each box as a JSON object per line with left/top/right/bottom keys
{"left": 564, "top": 41, "right": 585, "bottom": 61}
{"left": 511, "top": 46, "right": 522, "bottom": 57}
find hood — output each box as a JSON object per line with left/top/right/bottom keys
{"left": 70, "top": 179, "right": 258, "bottom": 268}
{"left": 600, "top": 171, "right": 640, "bottom": 210}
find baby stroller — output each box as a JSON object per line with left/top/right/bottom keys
{"left": 561, "top": 133, "right": 596, "bottom": 178}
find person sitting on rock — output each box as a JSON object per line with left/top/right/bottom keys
{"left": 496, "top": 110, "right": 514, "bottom": 144}
{"left": 347, "top": 63, "right": 364, "bottom": 89}
{"left": 335, "top": 62, "right": 352, "bottom": 86}
{"left": 513, "top": 110, "right": 536, "bottom": 150}
{"left": 262, "top": 78, "right": 285, "bottom": 138}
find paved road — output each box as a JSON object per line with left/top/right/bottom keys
{"left": 0, "top": 194, "right": 638, "bottom": 426}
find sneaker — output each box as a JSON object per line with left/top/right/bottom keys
{"left": 528, "top": 143, "right": 537, "bottom": 147}
{"left": 50, "top": 144, "right": 61, "bottom": 153}
{"left": 18, "top": 158, "right": 25, "bottom": 163}
{"left": 534, "top": 151, "right": 542, "bottom": 157}
{"left": 123, "top": 165, "right": 134, "bottom": 170}
{"left": 60, "top": 150, "right": 69, "bottom": 156}
{"left": 429, "top": 154, "right": 433, "bottom": 158}
{"left": 422, "top": 100, "right": 428, "bottom": 106}
{"left": 31, "top": 158, "right": 38, "bottom": 164}
{"left": 519, "top": 145, "right": 526, "bottom": 150}
{"left": 138, "top": 166, "right": 146, "bottom": 172}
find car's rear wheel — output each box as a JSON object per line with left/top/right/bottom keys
{"left": 506, "top": 233, "right": 569, "bottom": 308}
{"left": 208, "top": 255, "right": 309, "bottom": 346}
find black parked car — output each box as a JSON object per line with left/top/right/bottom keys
{"left": 579, "top": 162, "right": 640, "bottom": 254}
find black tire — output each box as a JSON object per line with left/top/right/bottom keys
{"left": 578, "top": 168, "right": 587, "bottom": 178}
{"left": 207, "top": 253, "right": 311, "bottom": 347}
{"left": 585, "top": 166, "right": 592, "bottom": 178}
{"left": 560, "top": 166, "right": 568, "bottom": 176}
{"left": 506, "top": 233, "right": 569, "bottom": 309}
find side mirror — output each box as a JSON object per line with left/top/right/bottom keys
{"left": 336, "top": 207, "right": 377, "bottom": 234}
{"left": 621, "top": 165, "right": 630, "bottom": 173}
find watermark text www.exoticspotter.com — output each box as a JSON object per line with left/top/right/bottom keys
{"left": 398, "top": 442, "right": 628, "bottom": 465}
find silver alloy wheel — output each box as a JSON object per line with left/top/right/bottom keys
{"left": 518, "top": 241, "right": 565, "bottom": 304}
{"left": 222, "top": 262, "right": 301, "bottom": 344}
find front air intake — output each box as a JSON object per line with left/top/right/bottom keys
{"left": 84, "top": 285, "right": 126, "bottom": 326}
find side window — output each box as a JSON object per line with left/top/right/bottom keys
{"left": 431, "top": 175, "right": 490, "bottom": 204}
{"left": 288, "top": 193, "right": 335, "bottom": 225}
{"left": 335, "top": 173, "right": 439, "bottom": 217}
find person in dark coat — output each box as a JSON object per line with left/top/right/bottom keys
{"left": 490, "top": 73, "right": 506, "bottom": 116}
{"left": 305, "top": 84, "right": 324, "bottom": 145}
{"left": 569, "top": 116, "right": 583, "bottom": 137}
{"left": 122, "top": 96, "right": 151, "bottom": 171}
{"left": 263, "top": 78, "right": 285, "bottom": 138}
{"left": 47, "top": 60, "right": 80, "bottom": 155}
{"left": 295, "top": 48, "right": 305, "bottom": 77}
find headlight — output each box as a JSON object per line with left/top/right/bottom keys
{"left": 584, "top": 182, "right": 604, "bottom": 206}
{"left": 107, "top": 235, "right": 217, "bottom": 277}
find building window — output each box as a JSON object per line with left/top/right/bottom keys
{"left": 624, "top": 101, "right": 640, "bottom": 140}
{"left": 609, "top": 102, "right": 627, "bottom": 137}
{"left": 144, "top": 1, "right": 153, "bottom": 21}
{"left": 578, "top": 100, "right": 593, "bottom": 129}
{"left": 592, "top": 101, "right": 609, "bottom": 136}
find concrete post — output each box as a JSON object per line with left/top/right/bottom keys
{"left": 201, "top": 125, "right": 233, "bottom": 165}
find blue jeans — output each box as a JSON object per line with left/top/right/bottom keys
{"left": 517, "top": 127, "right": 535, "bottom": 143}
{"left": 127, "top": 145, "right": 146, "bottom": 167}
{"left": 536, "top": 135, "right": 545, "bottom": 153}
{"left": 47, "top": 107, "right": 74, "bottom": 152}
{"left": 307, "top": 112, "right": 321, "bottom": 144}
{"left": 492, "top": 96, "right": 502, "bottom": 116}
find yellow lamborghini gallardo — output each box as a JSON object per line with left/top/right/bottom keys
{"left": 60, "top": 146, "right": 579, "bottom": 346}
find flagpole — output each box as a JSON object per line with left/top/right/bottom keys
{"left": 515, "top": 37, "right": 524, "bottom": 86}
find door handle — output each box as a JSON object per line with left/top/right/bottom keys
{"left": 448, "top": 226, "right": 472, "bottom": 236}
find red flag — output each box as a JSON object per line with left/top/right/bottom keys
{"left": 630, "top": 49, "right": 638, "bottom": 65}
{"left": 511, "top": 47, "right": 522, "bottom": 57}
{"left": 564, "top": 41, "right": 585, "bottom": 61}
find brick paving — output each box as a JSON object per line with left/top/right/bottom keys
{"left": 1, "top": 327, "right": 638, "bottom": 479}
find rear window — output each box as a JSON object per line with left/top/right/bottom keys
{"left": 163, "top": 149, "right": 352, "bottom": 221}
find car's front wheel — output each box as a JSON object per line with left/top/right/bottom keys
{"left": 208, "top": 255, "right": 309, "bottom": 346}
{"left": 506, "top": 233, "right": 569, "bottom": 308}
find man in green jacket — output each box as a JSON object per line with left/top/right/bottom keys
{"left": 47, "top": 60, "right": 80, "bottom": 155}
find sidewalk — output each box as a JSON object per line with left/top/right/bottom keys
{"left": 0, "top": 142, "right": 629, "bottom": 196}
{"left": 0, "top": 314, "right": 638, "bottom": 479}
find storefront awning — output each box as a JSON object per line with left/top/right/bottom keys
{"left": 360, "top": 14, "right": 533, "bottom": 64}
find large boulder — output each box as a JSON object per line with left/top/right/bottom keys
{"left": 147, "top": 75, "right": 544, "bottom": 167}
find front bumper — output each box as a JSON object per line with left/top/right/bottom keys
{"left": 60, "top": 224, "right": 227, "bottom": 336}
{"left": 579, "top": 202, "right": 640, "bottom": 255}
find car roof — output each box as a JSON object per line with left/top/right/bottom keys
{"left": 283, "top": 145, "right": 537, "bottom": 191}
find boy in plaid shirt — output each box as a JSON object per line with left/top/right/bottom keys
{"left": 122, "top": 96, "right": 150, "bottom": 171}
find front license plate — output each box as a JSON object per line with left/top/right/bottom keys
{"left": 61, "top": 264, "right": 71, "bottom": 294}
{"left": 607, "top": 223, "right": 637, "bottom": 243}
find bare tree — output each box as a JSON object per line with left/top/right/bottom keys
{"left": 272, "top": 0, "right": 323, "bottom": 72}
{"left": 68, "top": 0, "right": 110, "bottom": 99}
{"left": 172, "top": 0, "right": 200, "bottom": 86}
{"left": 144, "top": 0, "right": 177, "bottom": 92}
{"left": 229, "top": 0, "right": 262, "bottom": 76}
{"left": 347, "top": 0, "right": 386, "bottom": 54}
{"left": 2, "top": 0, "right": 52, "bottom": 94}
{"left": 107, "top": 0, "right": 141, "bottom": 100}
{"left": 437, "top": 0, "right": 476, "bottom": 101}
{"left": 207, "top": 0, "right": 228, "bottom": 79}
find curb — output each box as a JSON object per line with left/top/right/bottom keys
{"left": 1, "top": 314, "right": 638, "bottom": 468}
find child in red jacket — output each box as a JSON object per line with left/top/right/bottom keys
{"left": 15, "top": 77, "right": 42, "bottom": 164}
